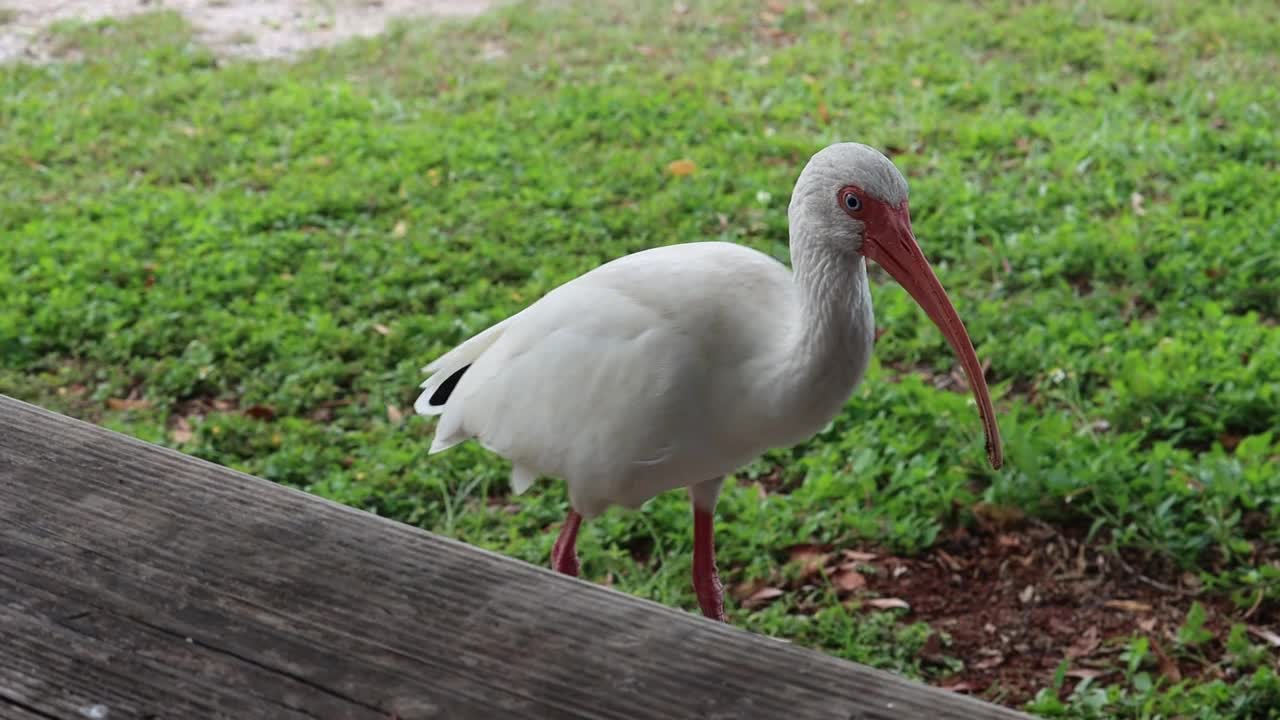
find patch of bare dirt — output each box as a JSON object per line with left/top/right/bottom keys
{"left": 0, "top": 0, "right": 497, "bottom": 63}
{"left": 873, "top": 524, "right": 1249, "bottom": 702}
{"left": 732, "top": 518, "right": 1277, "bottom": 705}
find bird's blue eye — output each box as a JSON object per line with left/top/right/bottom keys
{"left": 843, "top": 193, "right": 861, "bottom": 211}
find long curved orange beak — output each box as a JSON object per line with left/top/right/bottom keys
{"left": 862, "top": 202, "right": 1003, "bottom": 469}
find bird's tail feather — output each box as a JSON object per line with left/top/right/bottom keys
{"left": 415, "top": 317, "right": 514, "bottom": 453}
{"left": 510, "top": 465, "right": 538, "bottom": 494}
{"left": 413, "top": 317, "right": 512, "bottom": 417}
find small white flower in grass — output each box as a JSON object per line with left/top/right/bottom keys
{"left": 755, "top": 190, "right": 772, "bottom": 205}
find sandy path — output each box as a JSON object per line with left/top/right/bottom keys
{"left": 0, "top": 0, "right": 495, "bottom": 63}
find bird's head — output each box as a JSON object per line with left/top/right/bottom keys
{"left": 791, "top": 142, "right": 1004, "bottom": 470}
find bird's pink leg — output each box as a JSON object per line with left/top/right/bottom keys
{"left": 550, "top": 509, "right": 583, "bottom": 577}
{"left": 692, "top": 507, "right": 727, "bottom": 622}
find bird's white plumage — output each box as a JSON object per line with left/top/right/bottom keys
{"left": 413, "top": 143, "right": 930, "bottom": 518}
{"left": 416, "top": 240, "right": 873, "bottom": 517}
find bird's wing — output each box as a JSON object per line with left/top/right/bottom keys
{"left": 434, "top": 279, "right": 710, "bottom": 473}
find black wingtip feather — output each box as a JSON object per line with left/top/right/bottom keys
{"left": 428, "top": 364, "right": 470, "bottom": 407}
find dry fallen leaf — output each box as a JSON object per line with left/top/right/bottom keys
{"left": 973, "top": 501, "right": 1025, "bottom": 529}
{"left": 107, "top": 398, "right": 151, "bottom": 411}
{"left": 816, "top": 101, "right": 830, "bottom": 124}
{"left": 973, "top": 654, "right": 1004, "bottom": 670}
{"left": 741, "top": 586, "right": 785, "bottom": 609}
{"left": 392, "top": 220, "right": 409, "bottom": 238}
{"left": 666, "top": 158, "right": 697, "bottom": 177}
{"left": 1130, "top": 191, "right": 1146, "bottom": 216}
{"left": 244, "top": 404, "right": 276, "bottom": 420}
{"left": 372, "top": 323, "right": 391, "bottom": 336}
{"left": 916, "top": 631, "right": 945, "bottom": 663}
{"left": 1049, "top": 617, "right": 1076, "bottom": 636}
{"left": 1066, "top": 626, "right": 1101, "bottom": 659}
{"left": 996, "top": 533, "right": 1022, "bottom": 548}
{"left": 1066, "top": 668, "right": 1104, "bottom": 681}
{"left": 842, "top": 549, "right": 878, "bottom": 562}
{"left": 386, "top": 404, "right": 404, "bottom": 424}
{"left": 786, "top": 544, "right": 829, "bottom": 581}
{"left": 1151, "top": 639, "right": 1182, "bottom": 682}
{"left": 831, "top": 567, "right": 867, "bottom": 593}
{"left": 935, "top": 548, "right": 963, "bottom": 572}
{"left": 1248, "top": 625, "right": 1280, "bottom": 648}
{"left": 787, "top": 543, "right": 825, "bottom": 562}
{"left": 865, "top": 597, "right": 910, "bottom": 611}
{"left": 729, "top": 577, "right": 768, "bottom": 601}
{"left": 1104, "top": 599, "right": 1154, "bottom": 613}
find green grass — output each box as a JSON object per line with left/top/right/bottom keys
{"left": 2, "top": 1, "right": 1278, "bottom": 716}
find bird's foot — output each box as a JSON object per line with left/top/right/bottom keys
{"left": 550, "top": 509, "right": 582, "bottom": 577}
{"left": 551, "top": 544, "right": 580, "bottom": 577}
{"left": 694, "top": 572, "right": 727, "bottom": 623}
{"left": 692, "top": 507, "right": 727, "bottom": 622}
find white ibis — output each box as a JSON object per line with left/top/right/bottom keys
{"left": 414, "top": 142, "right": 1002, "bottom": 621}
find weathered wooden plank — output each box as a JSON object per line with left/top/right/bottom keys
{"left": 0, "top": 395, "right": 1034, "bottom": 720}
{"left": 0, "top": 699, "right": 58, "bottom": 720}
{"left": 0, "top": 569, "right": 373, "bottom": 720}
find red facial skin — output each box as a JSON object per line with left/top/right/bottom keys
{"left": 839, "top": 185, "right": 1004, "bottom": 470}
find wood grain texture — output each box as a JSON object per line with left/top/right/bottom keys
{"left": 0, "top": 395, "right": 1034, "bottom": 720}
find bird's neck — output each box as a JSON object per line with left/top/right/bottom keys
{"left": 788, "top": 228, "right": 880, "bottom": 363}
{"left": 785, "top": 226, "right": 876, "bottom": 399}
{"left": 733, "top": 223, "right": 876, "bottom": 449}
